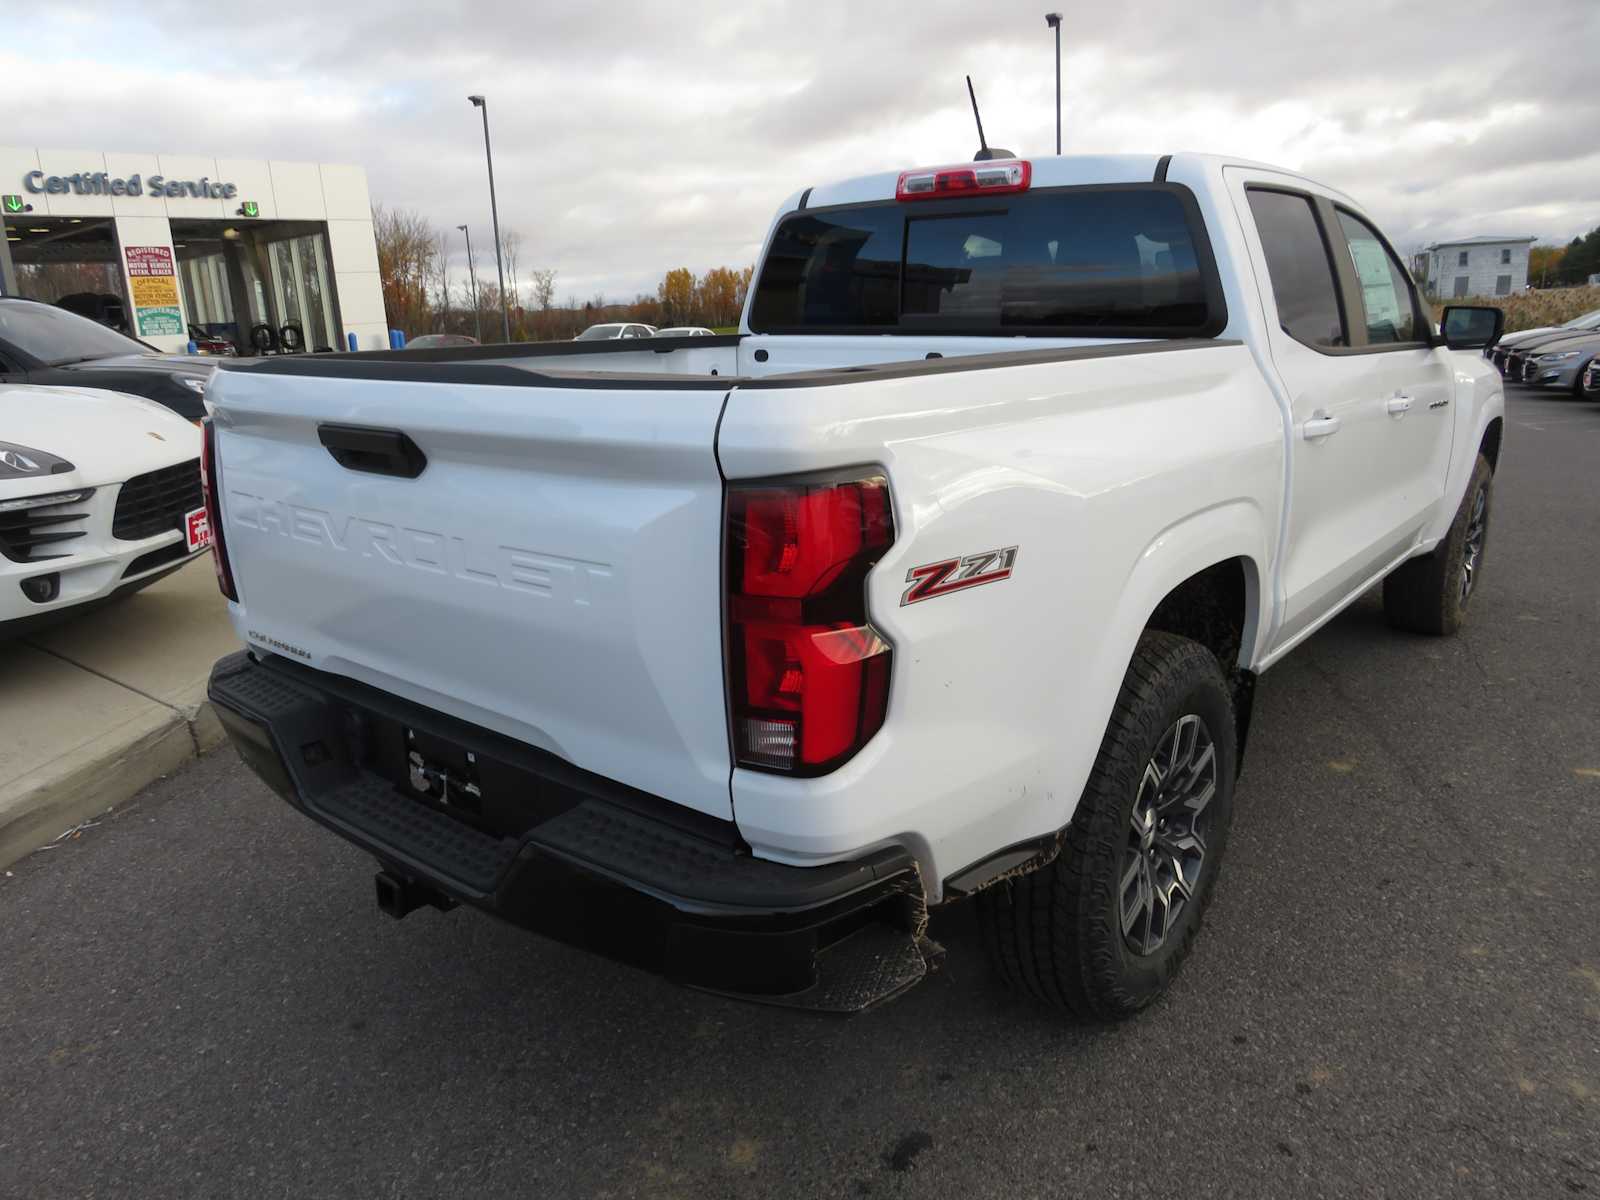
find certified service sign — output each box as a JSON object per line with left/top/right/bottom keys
{"left": 124, "top": 246, "right": 183, "bottom": 337}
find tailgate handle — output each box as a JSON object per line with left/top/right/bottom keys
{"left": 317, "top": 424, "right": 427, "bottom": 479}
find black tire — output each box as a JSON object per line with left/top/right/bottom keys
{"left": 1382, "top": 454, "right": 1493, "bottom": 636}
{"left": 976, "top": 631, "right": 1237, "bottom": 1020}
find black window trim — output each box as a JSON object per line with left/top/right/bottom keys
{"left": 748, "top": 181, "right": 1230, "bottom": 341}
{"left": 1244, "top": 182, "right": 1437, "bottom": 358}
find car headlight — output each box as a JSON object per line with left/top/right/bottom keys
{"left": 1538, "top": 351, "right": 1581, "bottom": 362}
{"left": 178, "top": 376, "right": 208, "bottom": 396}
{"left": 0, "top": 440, "right": 74, "bottom": 480}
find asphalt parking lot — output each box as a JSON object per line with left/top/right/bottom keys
{"left": 4, "top": 386, "right": 1598, "bottom": 1200}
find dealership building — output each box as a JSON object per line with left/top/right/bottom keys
{"left": 0, "top": 146, "right": 388, "bottom": 355}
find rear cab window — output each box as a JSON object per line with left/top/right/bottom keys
{"left": 749, "top": 185, "right": 1226, "bottom": 338}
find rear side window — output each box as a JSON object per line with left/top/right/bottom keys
{"left": 1246, "top": 189, "right": 1345, "bottom": 349}
{"left": 749, "top": 186, "right": 1222, "bottom": 337}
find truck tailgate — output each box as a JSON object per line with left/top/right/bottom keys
{"left": 209, "top": 368, "right": 733, "bottom": 820}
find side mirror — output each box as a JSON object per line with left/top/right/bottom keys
{"left": 1440, "top": 305, "right": 1504, "bottom": 350}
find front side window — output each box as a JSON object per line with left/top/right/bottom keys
{"left": 1246, "top": 189, "right": 1345, "bottom": 349}
{"left": 749, "top": 186, "right": 1220, "bottom": 336}
{"left": 1335, "top": 210, "right": 1422, "bottom": 345}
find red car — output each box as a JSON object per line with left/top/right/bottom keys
{"left": 188, "top": 326, "right": 238, "bottom": 356}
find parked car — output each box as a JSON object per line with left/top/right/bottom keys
{"left": 654, "top": 326, "right": 718, "bottom": 338}
{"left": 1501, "top": 326, "right": 1600, "bottom": 390}
{"left": 1514, "top": 331, "right": 1600, "bottom": 394}
{"left": 203, "top": 152, "right": 1504, "bottom": 1019}
{"left": 575, "top": 322, "right": 656, "bottom": 340}
{"left": 0, "top": 298, "right": 215, "bottom": 420}
{"left": 1, "top": 383, "right": 210, "bottom": 638}
{"left": 1488, "top": 307, "right": 1600, "bottom": 371}
{"left": 55, "top": 292, "right": 131, "bottom": 334}
{"left": 188, "top": 325, "right": 238, "bottom": 357}
{"left": 404, "top": 333, "right": 480, "bottom": 350}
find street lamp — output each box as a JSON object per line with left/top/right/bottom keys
{"left": 1045, "top": 12, "right": 1063, "bottom": 155}
{"left": 457, "top": 224, "right": 483, "bottom": 343}
{"left": 468, "top": 94, "right": 511, "bottom": 343}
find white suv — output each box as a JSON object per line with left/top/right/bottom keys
{"left": 2, "top": 383, "right": 210, "bottom": 637}
{"left": 574, "top": 323, "right": 656, "bottom": 341}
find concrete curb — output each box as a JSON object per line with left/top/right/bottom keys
{"left": 0, "top": 688, "right": 227, "bottom": 871}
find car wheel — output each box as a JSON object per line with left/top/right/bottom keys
{"left": 975, "top": 631, "right": 1236, "bottom": 1019}
{"left": 1382, "top": 453, "right": 1492, "bottom": 636}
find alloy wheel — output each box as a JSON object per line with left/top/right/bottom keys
{"left": 1120, "top": 714, "right": 1218, "bottom": 957}
{"left": 1460, "top": 484, "right": 1487, "bottom": 604}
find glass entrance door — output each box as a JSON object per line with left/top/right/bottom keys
{"left": 267, "top": 232, "right": 337, "bottom": 352}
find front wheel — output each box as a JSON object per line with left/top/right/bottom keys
{"left": 976, "top": 631, "right": 1237, "bottom": 1020}
{"left": 1382, "top": 454, "right": 1493, "bottom": 636}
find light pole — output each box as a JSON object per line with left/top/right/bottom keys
{"left": 457, "top": 224, "right": 482, "bottom": 343}
{"left": 468, "top": 94, "right": 511, "bottom": 343}
{"left": 1045, "top": 12, "right": 1062, "bottom": 155}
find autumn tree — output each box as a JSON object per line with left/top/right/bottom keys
{"left": 1528, "top": 245, "right": 1565, "bottom": 288}
{"left": 658, "top": 268, "right": 696, "bottom": 324}
{"left": 500, "top": 230, "right": 523, "bottom": 312}
{"left": 530, "top": 268, "right": 557, "bottom": 311}
{"left": 372, "top": 204, "right": 438, "bottom": 337}
{"left": 697, "top": 267, "right": 744, "bottom": 326}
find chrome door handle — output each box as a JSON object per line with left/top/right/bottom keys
{"left": 1386, "top": 394, "right": 1413, "bottom": 415}
{"left": 1302, "top": 413, "right": 1342, "bottom": 440}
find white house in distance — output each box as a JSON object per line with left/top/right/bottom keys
{"left": 1423, "top": 235, "right": 1538, "bottom": 299}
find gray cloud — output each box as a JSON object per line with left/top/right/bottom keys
{"left": 8, "top": 0, "right": 1599, "bottom": 300}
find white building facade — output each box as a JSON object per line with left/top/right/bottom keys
{"left": 0, "top": 147, "right": 388, "bottom": 355}
{"left": 1423, "top": 236, "right": 1537, "bottom": 299}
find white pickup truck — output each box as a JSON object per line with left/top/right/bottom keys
{"left": 203, "top": 153, "right": 1505, "bottom": 1018}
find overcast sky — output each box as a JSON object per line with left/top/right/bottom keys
{"left": 8, "top": 0, "right": 1598, "bottom": 301}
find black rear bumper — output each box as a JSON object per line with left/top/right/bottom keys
{"left": 207, "top": 651, "right": 929, "bottom": 1011}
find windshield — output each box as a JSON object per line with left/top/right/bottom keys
{"left": 749, "top": 185, "right": 1222, "bottom": 337}
{"left": 576, "top": 324, "right": 623, "bottom": 340}
{"left": 0, "top": 300, "right": 152, "bottom": 366}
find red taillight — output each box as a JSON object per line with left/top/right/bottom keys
{"left": 200, "top": 417, "right": 237, "bottom": 602}
{"left": 726, "top": 476, "right": 894, "bottom": 775}
{"left": 895, "top": 159, "right": 1031, "bottom": 201}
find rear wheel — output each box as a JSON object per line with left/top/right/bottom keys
{"left": 1382, "top": 454, "right": 1492, "bottom": 636}
{"left": 976, "top": 631, "right": 1236, "bottom": 1020}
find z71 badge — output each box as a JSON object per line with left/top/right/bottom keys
{"left": 901, "top": 546, "right": 1019, "bottom": 605}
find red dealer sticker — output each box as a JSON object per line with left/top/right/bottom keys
{"left": 185, "top": 507, "right": 213, "bottom": 553}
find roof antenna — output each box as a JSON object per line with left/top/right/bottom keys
{"left": 966, "top": 75, "right": 1014, "bottom": 162}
